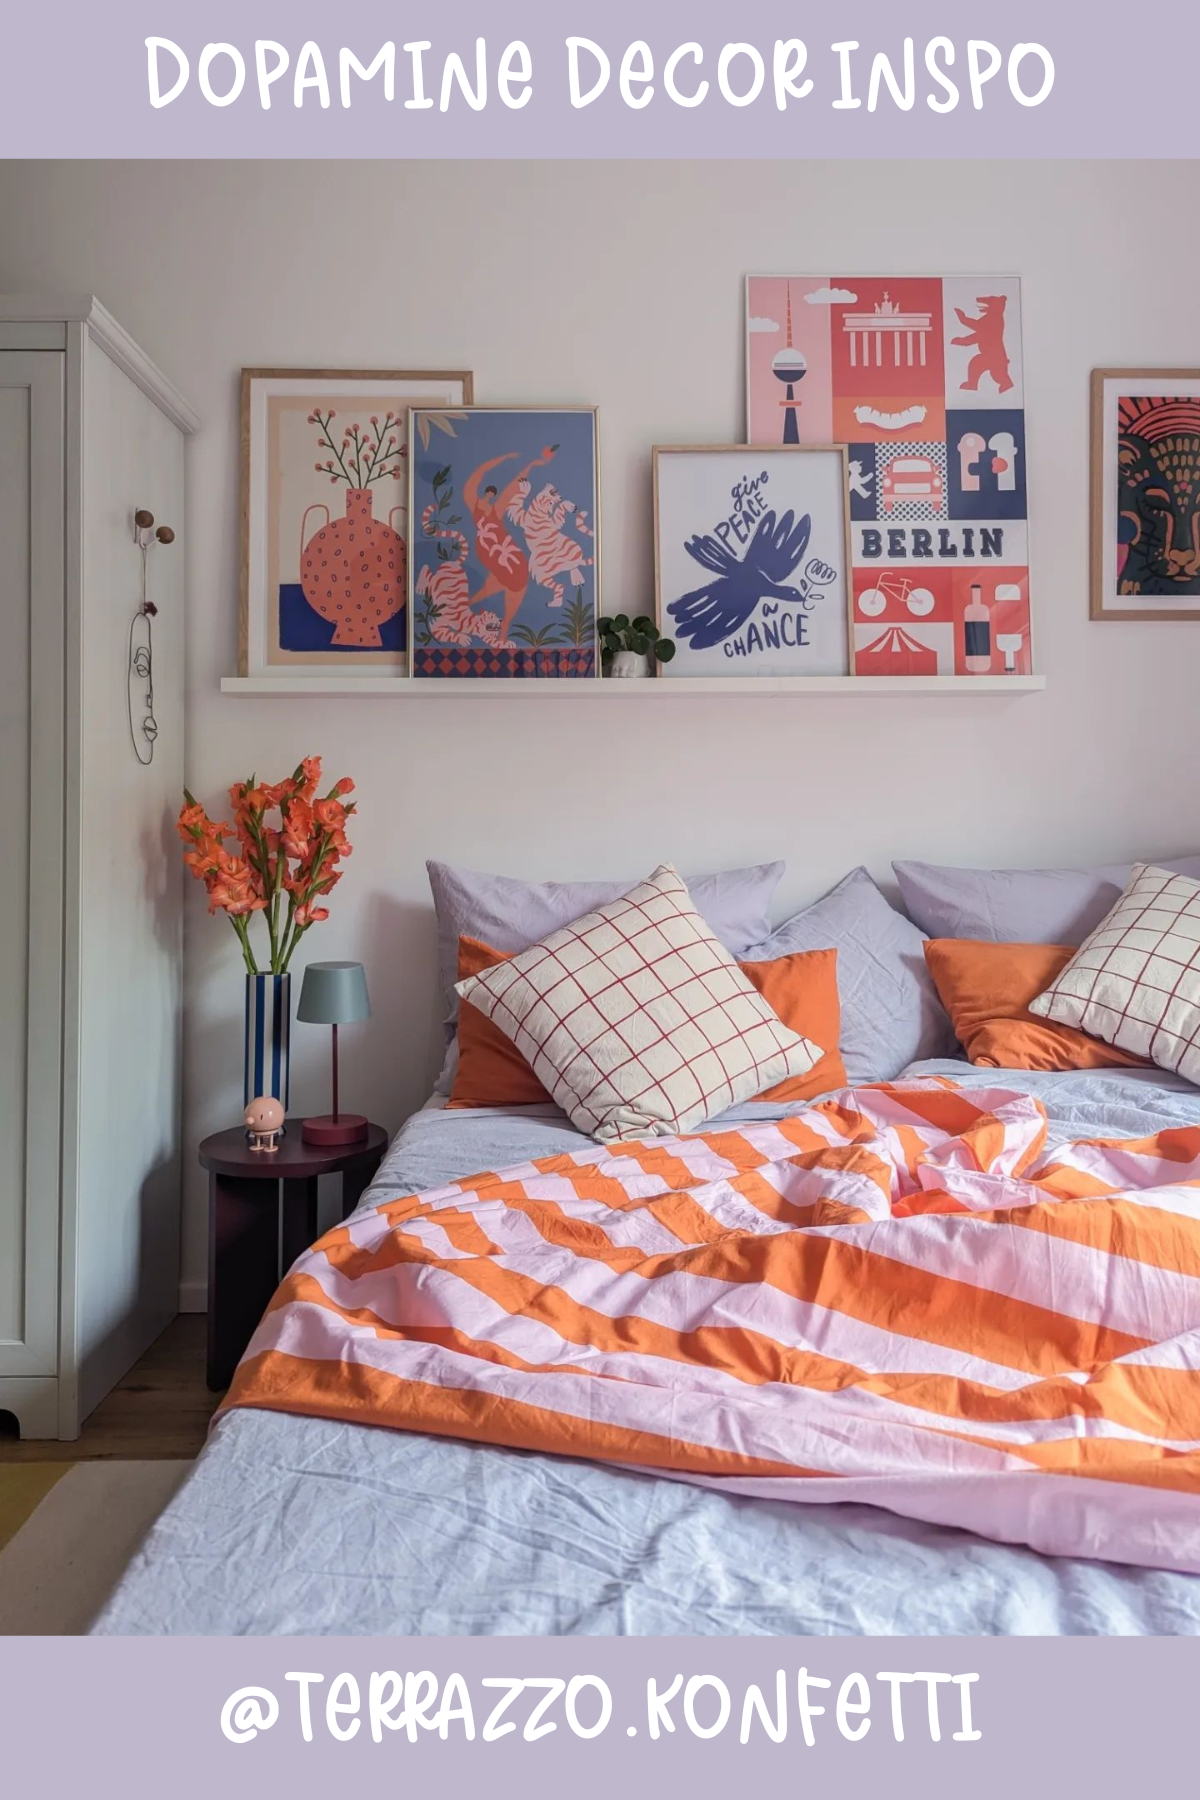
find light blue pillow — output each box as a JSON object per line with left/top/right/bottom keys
{"left": 743, "top": 866, "right": 953, "bottom": 1084}
{"left": 894, "top": 856, "right": 1200, "bottom": 946}
{"left": 428, "top": 858, "right": 785, "bottom": 1060}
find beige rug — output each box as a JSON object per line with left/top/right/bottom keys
{"left": 0, "top": 1461, "right": 190, "bottom": 1635}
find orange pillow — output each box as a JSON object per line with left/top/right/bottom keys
{"left": 449, "top": 935, "right": 847, "bottom": 1109}
{"left": 923, "top": 939, "right": 1151, "bottom": 1071}
{"left": 743, "top": 948, "right": 847, "bottom": 1102}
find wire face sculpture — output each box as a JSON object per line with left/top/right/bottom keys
{"left": 128, "top": 508, "right": 175, "bottom": 765}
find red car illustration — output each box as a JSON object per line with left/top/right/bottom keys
{"left": 881, "top": 455, "right": 943, "bottom": 512}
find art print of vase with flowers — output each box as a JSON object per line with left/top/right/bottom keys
{"left": 177, "top": 757, "right": 356, "bottom": 1121}
{"left": 301, "top": 409, "right": 406, "bottom": 649}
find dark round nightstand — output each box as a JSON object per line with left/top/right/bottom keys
{"left": 199, "top": 1119, "right": 387, "bottom": 1391}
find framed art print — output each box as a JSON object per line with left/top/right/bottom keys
{"left": 653, "top": 445, "right": 852, "bottom": 677}
{"left": 408, "top": 406, "right": 599, "bottom": 678}
{"left": 1091, "top": 370, "right": 1200, "bottom": 620}
{"left": 746, "top": 276, "right": 1033, "bottom": 677}
{"left": 240, "top": 367, "right": 473, "bottom": 677}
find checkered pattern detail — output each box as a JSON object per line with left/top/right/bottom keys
{"left": 455, "top": 864, "right": 822, "bottom": 1142}
{"left": 1030, "top": 864, "right": 1200, "bottom": 1082}
{"left": 415, "top": 647, "right": 596, "bottom": 679}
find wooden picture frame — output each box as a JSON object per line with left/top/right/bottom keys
{"left": 407, "top": 405, "right": 600, "bottom": 679}
{"left": 745, "top": 273, "right": 1035, "bottom": 678}
{"left": 652, "top": 443, "right": 855, "bottom": 678}
{"left": 239, "top": 367, "right": 474, "bottom": 677}
{"left": 1091, "top": 368, "right": 1200, "bottom": 621}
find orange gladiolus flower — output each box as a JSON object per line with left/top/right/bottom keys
{"left": 297, "top": 756, "right": 323, "bottom": 800}
{"left": 294, "top": 902, "right": 330, "bottom": 927}
{"left": 207, "top": 880, "right": 267, "bottom": 917}
{"left": 183, "top": 841, "right": 222, "bottom": 877}
{"left": 176, "top": 801, "right": 210, "bottom": 840}
{"left": 232, "top": 784, "right": 271, "bottom": 817}
{"left": 181, "top": 758, "right": 354, "bottom": 972}
{"left": 280, "top": 799, "right": 315, "bottom": 860}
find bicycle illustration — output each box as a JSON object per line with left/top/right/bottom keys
{"left": 856, "top": 570, "right": 937, "bottom": 617}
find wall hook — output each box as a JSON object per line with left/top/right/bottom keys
{"left": 128, "top": 508, "right": 176, "bottom": 765}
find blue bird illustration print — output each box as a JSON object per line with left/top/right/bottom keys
{"left": 668, "top": 509, "right": 818, "bottom": 651}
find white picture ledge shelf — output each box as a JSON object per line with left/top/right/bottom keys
{"left": 221, "top": 673, "right": 1045, "bottom": 698}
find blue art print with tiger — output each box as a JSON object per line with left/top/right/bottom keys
{"left": 410, "top": 408, "right": 598, "bottom": 678}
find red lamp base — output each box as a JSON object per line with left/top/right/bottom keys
{"left": 301, "top": 1113, "right": 369, "bottom": 1147}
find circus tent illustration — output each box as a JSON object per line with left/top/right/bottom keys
{"left": 856, "top": 621, "right": 939, "bottom": 676}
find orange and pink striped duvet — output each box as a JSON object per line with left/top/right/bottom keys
{"left": 223, "top": 1081, "right": 1200, "bottom": 1573}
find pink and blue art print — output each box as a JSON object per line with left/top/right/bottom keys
{"left": 655, "top": 446, "right": 851, "bottom": 677}
{"left": 408, "top": 407, "right": 599, "bottom": 678}
{"left": 745, "top": 276, "right": 1033, "bottom": 677}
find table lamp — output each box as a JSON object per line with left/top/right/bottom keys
{"left": 296, "top": 961, "right": 371, "bottom": 1147}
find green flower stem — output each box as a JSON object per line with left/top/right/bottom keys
{"left": 241, "top": 811, "right": 279, "bottom": 969}
{"left": 231, "top": 913, "right": 258, "bottom": 975}
{"left": 277, "top": 893, "right": 298, "bottom": 973}
{"left": 268, "top": 840, "right": 286, "bottom": 972}
{"left": 276, "top": 831, "right": 334, "bottom": 972}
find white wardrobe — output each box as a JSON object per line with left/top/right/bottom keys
{"left": 0, "top": 297, "right": 196, "bottom": 1439}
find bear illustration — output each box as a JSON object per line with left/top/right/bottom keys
{"left": 951, "top": 296, "right": 1014, "bottom": 395}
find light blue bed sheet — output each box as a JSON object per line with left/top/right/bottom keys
{"left": 94, "top": 1063, "right": 1200, "bottom": 1636}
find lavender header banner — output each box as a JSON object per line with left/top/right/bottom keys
{"left": 0, "top": 0, "right": 1194, "bottom": 158}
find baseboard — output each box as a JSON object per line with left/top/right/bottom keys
{"left": 78, "top": 1304, "right": 176, "bottom": 1428}
{"left": 0, "top": 1376, "right": 60, "bottom": 1440}
{"left": 177, "top": 1280, "right": 207, "bottom": 1314}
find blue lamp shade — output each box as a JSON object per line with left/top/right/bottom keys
{"left": 297, "top": 962, "right": 371, "bottom": 1146}
{"left": 297, "top": 961, "right": 371, "bottom": 1026}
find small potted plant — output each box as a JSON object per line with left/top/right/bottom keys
{"left": 598, "top": 614, "right": 676, "bottom": 678}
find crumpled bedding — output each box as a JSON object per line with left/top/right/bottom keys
{"left": 93, "top": 1061, "right": 1200, "bottom": 1636}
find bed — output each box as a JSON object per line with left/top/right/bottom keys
{"left": 93, "top": 1060, "right": 1200, "bottom": 1637}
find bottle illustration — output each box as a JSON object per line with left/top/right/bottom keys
{"left": 963, "top": 581, "right": 991, "bottom": 673}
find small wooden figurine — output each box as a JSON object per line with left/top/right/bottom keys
{"left": 244, "top": 1095, "right": 285, "bottom": 1151}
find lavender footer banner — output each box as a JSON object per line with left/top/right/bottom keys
{"left": 0, "top": 1635, "right": 1188, "bottom": 1795}
{"left": 2, "top": 0, "right": 1199, "bottom": 159}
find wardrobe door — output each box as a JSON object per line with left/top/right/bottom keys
{"left": 0, "top": 350, "right": 64, "bottom": 1405}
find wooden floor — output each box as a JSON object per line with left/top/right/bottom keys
{"left": 0, "top": 1317, "right": 216, "bottom": 1463}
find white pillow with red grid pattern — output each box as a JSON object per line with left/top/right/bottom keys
{"left": 454, "top": 863, "right": 822, "bottom": 1141}
{"left": 1029, "top": 863, "right": 1200, "bottom": 1081}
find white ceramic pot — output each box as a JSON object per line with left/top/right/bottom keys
{"left": 608, "top": 650, "right": 652, "bottom": 679}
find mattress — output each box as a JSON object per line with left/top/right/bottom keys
{"left": 94, "top": 1062, "right": 1200, "bottom": 1636}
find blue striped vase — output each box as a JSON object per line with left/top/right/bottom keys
{"left": 244, "top": 972, "right": 291, "bottom": 1114}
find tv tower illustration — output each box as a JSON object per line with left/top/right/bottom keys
{"left": 772, "top": 282, "right": 807, "bottom": 444}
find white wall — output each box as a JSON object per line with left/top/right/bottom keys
{"left": 1, "top": 159, "right": 1197, "bottom": 1304}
